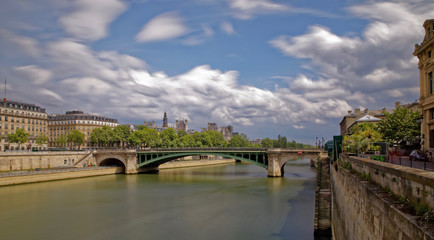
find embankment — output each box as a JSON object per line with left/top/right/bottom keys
{"left": 0, "top": 167, "right": 124, "bottom": 187}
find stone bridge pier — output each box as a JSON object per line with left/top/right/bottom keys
{"left": 92, "top": 150, "right": 144, "bottom": 174}
{"left": 267, "top": 149, "right": 325, "bottom": 177}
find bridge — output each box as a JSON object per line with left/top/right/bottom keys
{"left": 91, "top": 148, "right": 325, "bottom": 177}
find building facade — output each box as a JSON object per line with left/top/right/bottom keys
{"left": 0, "top": 99, "right": 48, "bottom": 151}
{"left": 48, "top": 111, "right": 119, "bottom": 149}
{"left": 414, "top": 19, "right": 434, "bottom": 151}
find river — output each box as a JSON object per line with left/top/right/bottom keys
{"left": 0, "top": 159, "right": 316, "bottom": 240}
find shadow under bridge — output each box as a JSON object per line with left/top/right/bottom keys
{"left": 136, "top": 148, "right": 268, "bottom": 169}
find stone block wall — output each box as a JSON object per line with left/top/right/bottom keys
{"left": 0, "top": 152, "right": 93, "bottom": 171}
{"left": 332, "top": 155, "right": 434, "bottom": 240}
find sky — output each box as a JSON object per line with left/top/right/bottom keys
{"left": 0, "top": 0, "right": 433, "bottom": 144}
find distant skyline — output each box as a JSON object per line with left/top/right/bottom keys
{"left": 0, "top": 0, "right": 433, "bottom": 144}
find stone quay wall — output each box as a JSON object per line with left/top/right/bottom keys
{"left": 0, "top": 151, "right": 94, "bottom": 171}
{"left": 0, "top": 167, "right": 123, "bottom": 186}
{"left": 314, "top": 155, "right": 332, "bottom": 238}
{"left": 332, "top": 154, "right": 434, "bottom": 240}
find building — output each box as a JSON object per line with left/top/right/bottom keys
{"left": 48, "top": 110, "right": 119, "bottom": 148}
{"left": 339, "top": 101, "right": 419, "bottom": 136}
{"left": 162, "top": 111, "right": 168, "bottom": 128}
{"left": 347, "top": 115, "right": 382, "bottom": 133}
{"left": 175, "top": 119, "right": 188, "bottom": 132}
{"left": 414, "top": 19, "right": 434, "bottom": 151}
{"left": 201, "top": 123, "right": 218, "bottom": 132}
{"left": 220, "top": 125, "right": 233, "bottom": 141}
{"left": 0, "top": 99, "right": 48, "bottom": 151}
{"left": 340, "top": 107, "right": 393, "bottom": 136}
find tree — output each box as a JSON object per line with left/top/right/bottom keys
{"left": 261, "top": 138, "right": 274, "bottom": 148}
{"left": 229, "top": 134, "right": 251, "bottom": 147}
{"left": 128, "top": 127, "right": 159, "bottom": 148}
{"left": 179, "top": 134, "right": 201, "bottom": 148}
{"left": 201, "top": 131, "right": 227, "bottom": 147}
{"left": 343, "top": 122, "right": 382, "bottom": 154}
{"left": 160, "top": 128, "right": 179, "bottom": 148}
{"left": 55, "top": 134, "right": 67, "bottom": 146}
{"left": 377, "top": 107, "right": 420, "bottom": 146}
{"left": 113, "top": 125, "right": 131, "bottom": 148}
{"left": 35, "top": 134, "right": 49, "bottom": 146}
{"left": 7, "top": 129, "right": 29, "bottom": 150}
{"left": 67, "top": 130, "right": 85, "bottom": 149}
{"left": 90, "top": 126, "right": 115, "bottom": 147}
{"left": 177, "top": 130, "right": 188, "bottom": 138}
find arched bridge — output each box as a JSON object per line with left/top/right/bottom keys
{"left": 92, "top": 148, "right": 325, "bottom": 177}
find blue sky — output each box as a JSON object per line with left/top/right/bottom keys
{"left": 0, "top": 0, "right": 433, "bottom": 144}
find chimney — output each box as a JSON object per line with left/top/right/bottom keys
{"left": 355, "top": 108, "right": 360, "bottom": 115}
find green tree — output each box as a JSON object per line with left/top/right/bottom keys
{"left": 128, "top": 127, "right": 160, "bottom": 148}
{"left": 113, "top": 125, "right": 131, "bottom": 148}
{"left": 261, "top": 138, "right": 274, "bottom": 148}
{"left": 229, "top": 133, "right": 251, "bottom": 147}
{"left": 160, "top": 128, "right": 179, "bottom": 148}
{"left": 55, "top": 134, "right": 67, "bottom": 147}
{"left": 177, "top": 130, "right": 188, "bottom": 138}
{"left": 179, "top": 134, "right": 200, "bottom": 148}
{"left": 377, "top": 107, "right": 420, "bottom": 146}
{"left": 67, "top": 130, "right": 85, "bottom": 149}
{"left": 35, "top": 134, "right": 49, "bottom": 146}
{"left": 343, "top": 122, "right": 383, "bottom": 154}
{"left": 7, "top": 129, "right": 29, "bottom": 150}
{"left": 201, "top": 131, "right": 227, "bottom": 147}
{"left": 90, "top": 126, "right": 115, "bottom": 147}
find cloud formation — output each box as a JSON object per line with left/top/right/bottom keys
{"left": 228, "top": 0, "right": 288, "bottom": 19}
{"left": 59, "top": 0, "right": 127, "bottom": 41}
{"left": 270, "top": 1, "right": 434, "bottom": 106}
{"left": 136, "top": 12, "right": 189, "bottom": 43}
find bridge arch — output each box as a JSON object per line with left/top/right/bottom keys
{"left": 137, "top": 151, "right": 268, "bottom": 170}
{"left": 99, "top": 158, "right": 126, "bottom": 167}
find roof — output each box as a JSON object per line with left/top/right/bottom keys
{"left": 356, "top": 115, "right": 381, "bottom": 122}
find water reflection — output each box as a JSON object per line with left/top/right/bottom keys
{"left": 0, "top": 159, "right": 316, "bottom": 240}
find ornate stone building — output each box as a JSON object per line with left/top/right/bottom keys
{"left": 0, "top": 99, "right": 48, "bottom": 151}
{"left": 414, "top": 19, "right": 434, "bottom": 151}
{"left": 48, "top": 110, "right": 119, "bottom": 149}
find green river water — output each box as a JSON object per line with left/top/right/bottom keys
{"left": 0, "top": 159, "right": 316, "bottom": 240}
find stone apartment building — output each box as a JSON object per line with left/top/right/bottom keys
{"left": 48, "top": 110, "right": 119, "bottom": 149}
{"left": 414, "top": 19, "right": 434, "bottom": 152}
{"left": 0, "top": 99, "right": 48, "bottom": 151}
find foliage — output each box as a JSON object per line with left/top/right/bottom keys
{"left": 377, "top": 107, "right": 420, "bottom": 145}
{"left": 113, "top": 125, "right": 131, "bottom": 147}
{"left": 229, "top": 133, "right": 251, "bottom": 147}
{"left": 7, "top": 129, "right": 29, "bottom": 146}
{"left": 160, "top": 128, "right": 179, "bottom": 148}
{"left": 55, "top": 134, "right": 67, "bottom": 145}
{"left": 343, "top": 122, "right": 383, "bottom": 154}
{"left": 200, "top": 131, "right": 227, "bottom": 147}
{"left": 128, "top": 127, "right": 159, "bottom": 148}
{"left": 35, "top": 134, "right": 49, "bottom": 145}
{"left": 67, "top": 130, "right": 85, "bottom": 148}
{"left": 177, "top": 130, "right": 187, "bottom": 138}
{"left": 90, "top": 126, "right": 115, "bottom": 147}
{"left": 261, "top": 138, "right": 274, "bottom": 148}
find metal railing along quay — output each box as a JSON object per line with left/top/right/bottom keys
{"left": 388, "top": 156, "right": 434, "bottom": 171}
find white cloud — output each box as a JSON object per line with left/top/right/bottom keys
{"left": 59, "top": 0, "right": 127, "bottom": 41}
{"left": 270, "top": 1, "right": 434, "bottom": 108}
{"left": 221, "top": 21, "right": 236, "bottom": 35}
{"left": 229, "top": 0, "right": 288, "bottom": 19}
{"left": 136, "top": 12, "right": 189, "bottom": 43}
{"left": 0, "top": 30, "right": 40, "bottom": 57}
{"left": 14, "top": 65, "right": 53, "bottom": 85}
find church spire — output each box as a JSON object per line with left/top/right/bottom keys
{"left": 163, "top": 111, "right": 168, "bottom": 128}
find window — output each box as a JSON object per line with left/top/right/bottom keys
{"left": 429, "top": 51, "right": 432, "bottom": 58}
{"left": 430, "top": 72, "right": 433, "bottom": 94}
{"left": 430, "top": 130, "right": 434, "bottom": 148}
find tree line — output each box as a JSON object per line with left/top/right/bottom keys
{"left": 4, "top": 124, "right": 313, "bottom": 150}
